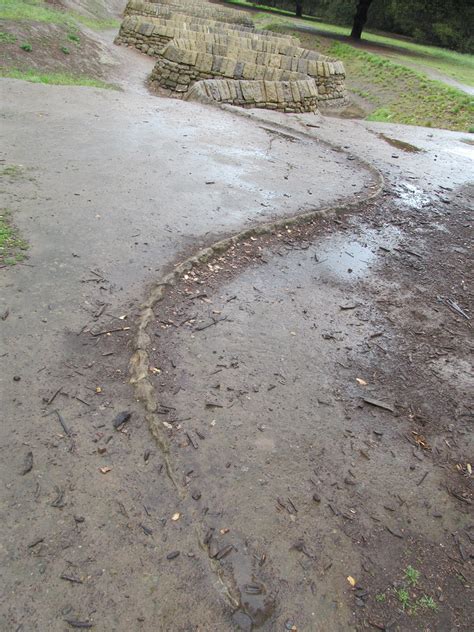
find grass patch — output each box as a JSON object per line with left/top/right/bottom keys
{"left": 395, "top": 587, "right": 411, "bottom": 611}
{"left": 405, "top": 565, "right": 420, "bottom": 586}
{"left": 373, "top": 565, "right": 441, "bottom": 618}
{"left": 327, "top": 40, "right": 473, "bottom": 131}
{"left": 0, "top": 30, "right": 17, "bottom": 43}
{"left": 418, "top": 595, "right": 438, "bottom": 611}
{"left": 67, "top": 32, "right": 80, "bottom": 44}
{"left": 0, "top": 209, "right": 28, "bottom": 266}
{"left": 271, "top": 27, "right": 473, "bottom": 132}
{"left": 0, "top": 164, "right": 26, "bottom": 178}
{"left": 0, "top": 67, "right": 118, "bottom": 89}
{"left": 0, "top": 0, "right": 119, "bottom": 30}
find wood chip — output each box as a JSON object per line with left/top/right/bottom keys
{"left": 363, "top": 397, "right": 395, "bottom": 413}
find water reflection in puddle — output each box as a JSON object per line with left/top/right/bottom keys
{"left": 313, "top": 225, "right": 402, "bottom": 280}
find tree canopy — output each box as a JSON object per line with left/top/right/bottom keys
{"left": 252, "top": 0, "right": 474, "bottom": 53}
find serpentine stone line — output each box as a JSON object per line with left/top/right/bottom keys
{"left": 127, "top": 116, "right": 384, "bottom": 621}
{"left": 128, "top": 119, "right": 384, "bottom": 483}
{"left": 116, "top": 0, "right": 348, "bottom": 111}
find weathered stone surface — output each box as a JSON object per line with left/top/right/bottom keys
{"left": 116, "top": 0, "right": 348, "bottom": 112}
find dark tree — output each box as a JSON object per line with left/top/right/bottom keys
{"left": 350, "top": 0, "right": 374, "bottom": 40}
{"left": 295, "top": 0, "right": 303, "bottom": 18}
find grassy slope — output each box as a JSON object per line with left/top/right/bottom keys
{"left": 0, "top": 0, "right": 119, "bottom": 29}
{"left": 1, "top": 67, "right": 117, "bottom": 88}
{"left": 271, "top": 26, "right": 473, "bottom": 132}
{"left": 0, "top": 0, "right": 119, "bottom": 87}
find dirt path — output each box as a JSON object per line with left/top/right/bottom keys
{"left": 0, "top": 19, "right": 473, "bottom": 632}
{"left": 1, "top": 27, "right": 375, "bottom": 632}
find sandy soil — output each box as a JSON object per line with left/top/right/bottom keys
{"left": 0, "top": 13, "right": 473, "bottom": 632}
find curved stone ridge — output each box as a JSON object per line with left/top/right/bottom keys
{"left": 171, "top": 37, "right": 346, "bottom": 103}
{"left": 124, "top": 0, "right": 254, "bottom": 26}
{"left": 115, "top": 0, "right": 348, "bottom": 112}
{"left": 150, "top": 42, "right": 310, "bottom": 93}
{"left": 186, "top": 78, "right": 319, "bottom": 112}
{"left": 116, "top": 14, "right": 297, "bottom": 54}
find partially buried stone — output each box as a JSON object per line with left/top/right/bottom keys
{"left": 231, "top": 610, "right": 253, "bottom": 632}
{"left": 113, "top": 411, "right": 132, "bottom": 429}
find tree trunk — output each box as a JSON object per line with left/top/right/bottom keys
{"left": 350, "top": 0, "right": 373, "bottom": 40}
{"left": 295, "top": 0, "right": 303, "bottom": 18}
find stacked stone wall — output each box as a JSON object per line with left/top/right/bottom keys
{"left": 144, "top": 0, "right": 254, "bottom": 26}
{"left": 173, "top": 33, "right": 326, "bottom": 58}
{"left": 149, "top": 43, "right": 309, "bottom": 93}
{"left": 171, "top": 38, "right": 346, "bottom": 102}
{"left": 187, "top": 78, "right": 319, "bottom": 113}
{"left": 115, "top": 0, "right": 348, "bottom": 112}
{"left": 124, "top": 0, "right": 254, "bottom": 26}
{"left": 115, "top": 15, "right": 297, "bottom": 57}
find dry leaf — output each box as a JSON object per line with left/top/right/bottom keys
{"left": 356, "top": 378, "right": 367, "bottom": 386}
{"left": 171, "top": 512, "right": 180, "bottom": 521}
{"left": 149, "top": 366, "right": 161, "bottom": 374}
{"left": 95, "top": 386, "right": 102, "bottom": 393}
{"left": 347, "top": 576, "right": 356, "bottom": 587}
{"left": 99, "top": 466, "right": 111, "bottom": 474}
{"left": 467, "top": 463, "right": 472, "bottom": 475}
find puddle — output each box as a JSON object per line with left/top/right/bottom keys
{"left": 395, "top": 182, "right": 431, "bottom": 210}
{"left": 377, "top": 133, "right": 423, "bottom": 153}
{"left": 446, "top": 142, "right": 474, "bottom": 160}
{"left": 312, "top": 225, "right": 401, "bottom": 280}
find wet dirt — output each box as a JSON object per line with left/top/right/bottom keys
{"left": 149, "top": 176, "right": 473, "bottom": 631}
{"left": 0, "top": 23, "right": 376, "bottom": 632}
{"left": 1, "top": 11, "right": 473, "bottom": 632}
{"left": 376, "top": 134, "right": 423, "bottom": 154}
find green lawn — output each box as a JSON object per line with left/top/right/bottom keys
{"left": 0, "top": 0, "right": 120, "bottom": 30}
{"left": 272, "top": 26, "right": 474, "bottom": 132}
{"left": 0, "top": 67, "right": 118, "bottom": 88}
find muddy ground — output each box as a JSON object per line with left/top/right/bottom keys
{"left": 150, "top": 177, "right": 473, "bottom": 632}
{"left": 1, "top": 9, "right": 473, "bottom": 632}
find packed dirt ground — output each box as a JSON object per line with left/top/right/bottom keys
{"left": 1, "top": 2, "right": 473, "bottom": 632}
